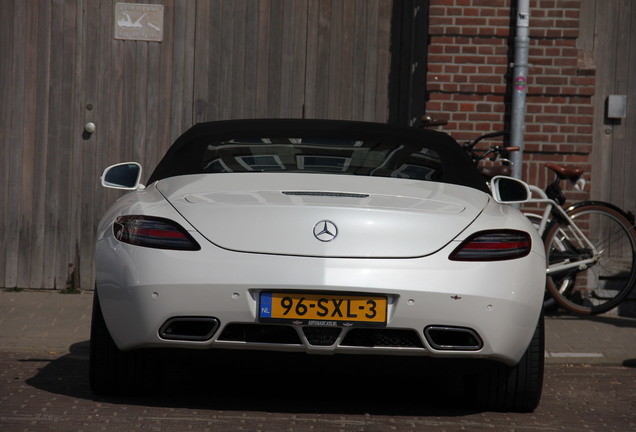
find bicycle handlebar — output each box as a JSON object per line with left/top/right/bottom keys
{"left": 463, "top": 131, "right": 515, "bottom": 165}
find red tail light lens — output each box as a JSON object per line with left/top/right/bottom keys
{"left": 449, "top": 230, "right": 531, "bottom": 261}
{"left": 113, "top": 216, "right": 201, "bottom": 251}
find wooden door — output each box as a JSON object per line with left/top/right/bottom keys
{"left": 1, "top": 0, "right": 394, "bottom": 290}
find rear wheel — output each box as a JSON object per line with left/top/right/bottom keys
{"left": 544, "top": 203, "right": 636, "bottom": 315}
{"left": 466, "top": 312, "right": 544, "bottom": 412}
{"left": 89, "top": 290, "right": 162, "bottom": 395}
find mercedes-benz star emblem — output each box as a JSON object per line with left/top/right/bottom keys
{"left": 313, "top": 220, "right": 338, "bottom": 242}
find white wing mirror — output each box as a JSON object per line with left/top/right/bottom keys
{"left": 101, "top": 162, "right": 145, "bottom": 190}
{"left": 490, "top": 176, "right": 531, "bottom": 203}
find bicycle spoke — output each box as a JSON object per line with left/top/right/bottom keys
{"left": 543, "top": 203, "right": 636, "bottom": 315}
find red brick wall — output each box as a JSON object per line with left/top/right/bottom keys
{"left": 425, "top": 0, "right": 594, "bottom": 202}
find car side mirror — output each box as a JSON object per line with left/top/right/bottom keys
{"left": 101, "top": 162, "right": 145, "bottom": 190}
{"left": 490, "top": 176, "right": 531, "bottom": 203}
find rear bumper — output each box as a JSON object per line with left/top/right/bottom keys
{"left": 96, "top": 233, "right": 545, "bottom": 365}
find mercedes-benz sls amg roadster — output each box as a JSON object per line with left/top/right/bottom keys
{"left": 91, "top": 119, "right": 545, "bottom": 412}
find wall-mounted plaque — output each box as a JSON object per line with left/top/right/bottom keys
{"left": 114, "top": 3, "right": 164, "bottom": 42}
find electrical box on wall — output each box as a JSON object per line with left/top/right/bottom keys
{"left": 606, "top": 95, "right": 627, "bottom": 119}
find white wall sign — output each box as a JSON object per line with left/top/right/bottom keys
{"left": 114, "top": 3, "right": 164, "bottom": 42}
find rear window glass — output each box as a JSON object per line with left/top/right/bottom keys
{"left": 146, "top": 120, "right": 490, "bottom": 194}
{"left": 201, "top": 138, "right": 443, "bottom": 181}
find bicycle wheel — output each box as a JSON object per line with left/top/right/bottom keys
{"left": 543, "top": 202, "right": 636, "bottom": 315}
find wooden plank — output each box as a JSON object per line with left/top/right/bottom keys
{"left": 303, "top": 0, "right": 318, "bottom": 118}
{"left": 170, "top": 0, "right": 188, "bottom": 138}
{"left": 69, "top": 0, "right": 86, "bottom": 291}
{"left": 612, "top": 0, "right": 631, "bottom": 207}
{"left": 181, "top": 0, "right": 195, "bottom": 128}
{"left": 351, "top": 0, "right": 367, "bottom": 120}
{"left": 5, "top": 0, "right": 23, "bottom": 287}
{"left": 103, "top": 0, "right": 126, "bottom": 223}
{"left": 604, "top": 0, "right": 624, "bottom": 207}
{"left": 278, "top": 0, "right": 308, "bottom": 118}
{"left": 230, "top": 0, "right": 248, "bottom": 119}
{"left": 362, "top": 0, "right": 379, "bottom": 121}
{"left": 193, "top": 0, "right": 210, "bottom": 122}
{"left": 327, "top": 0, "right": 343, "bottom": 119}
{"left": 313, "top": 0, "right": 332, "bottom": 118}
{"left": 120, "top": 40, "right": 136, "bottom": 161}
{"left": 0, "top": 0, "right": 13, "bottom": 286}
{"left": 202, "top": 0, "right": 222, "bottom": 121}
{"left": 29, "top": 2, "right": 53, "bottom": 288}
{"left": 618, "top": 0, "right": 636, "bottom": 211}
{"left": 145, "top": 29, "right": 163, "bottom": 169}
{"left": 55, "top": 0, "right": 78, "bottom": 290}
{"left": 17, "top": 1, "right": 40, "bottom": 288}
{"left": 133, "top": 41, "right": 149, "bottom": 163}
{"left": 590, "top": 0, "right": 615, "bottom": 202}
{"left": 217, "top": 0, "right": 235, "bottom": 119}
{"left": 255, "top": 0, "right": 271, "bottom": 118}
{"left": 338, "top": 0, "right": 356, "bottom": 119}
{"left": 77, "top": 0, "right": 99, "bottom": 289}
{"left": 375, "top": 0, "right": 392, "bottom": 122}
{"left": 290, "top": 0, "right": 308, "bottom": 118}
{"left": 0, "top": 0, "right": 12, "bottom": 286}
{"left": 279, "top": 0, "right": 296, "bottom": 117}
{"left": 43, "top": 0, "right": 65, "bottom": 289}
{"left": 243, "top": 0, "right": 259, "bottom": 118}
{"left": 576, "top": 0, "right": 596, "bottom": 51}
{"left": 266, "top": 0, "right": 284, "bottom": 117}
{"left": 157, "top": 0, "right": 175, "bottom": 157}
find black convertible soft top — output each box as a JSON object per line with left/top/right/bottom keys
{"left": 147, "top": 119, "right": 489, "bottom": 194}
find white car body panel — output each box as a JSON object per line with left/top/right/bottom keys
{"left": 96, "top": 179, "right": 544, "bottom": 365}
{"left": 157, "top": 173, "right": 489, "bottom": 258}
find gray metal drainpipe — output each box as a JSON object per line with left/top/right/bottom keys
{"left": 510, "top": 0, "right": 530, "bottom": 180}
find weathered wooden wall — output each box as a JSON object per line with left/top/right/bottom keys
{"left": 579, "top": 0, "right": 636, "bottom": 310}
{"left": 579, "top": 0, "right": 636, "bottom": 213}
{"left": 1, "top": 0, "right": 394, "bottom": 290}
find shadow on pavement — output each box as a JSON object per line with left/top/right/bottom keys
{"left": 546, "top": 309, "right": 636, "bottom": 330}
{"left": 587, "top": 314, "right": 636, "bottom": 329}
{"left": 26, "top": 341, "right": 482, "bottom": 416}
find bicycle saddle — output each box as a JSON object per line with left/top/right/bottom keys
{"left": 545, "top": 163, "right": 584, "bottom": 181}
{"left": 480, "top": 165, "right": 511, "bottom": 179}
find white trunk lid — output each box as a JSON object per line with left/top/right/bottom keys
{"left": 157, "top": 173, "right": 488, "bottom": 258}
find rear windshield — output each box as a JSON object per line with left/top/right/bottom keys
{"left": 147, "top": 120, "right": 489, "bottom": 194}
{"left": 201, "top": 138, "right": 443, "bottom": 182}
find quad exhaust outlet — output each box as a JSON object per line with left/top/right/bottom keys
{"left": 424, "top": 326, "right": 483, "bottom": 351}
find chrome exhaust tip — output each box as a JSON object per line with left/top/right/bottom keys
{"left": 159, "top": 317, "right": 219, "bottom": 341}
{"left": 424, "top": 326, "right": 483, "bottom": 351}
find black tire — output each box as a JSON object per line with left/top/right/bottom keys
{"left": 89, "top": 290, "right": 162, "bottom": 395}
{"left": 466, "top": 312, "right": 544, "bottom": 412}
{"left": 543, "top": 202, "right": 636, "bottom": 315}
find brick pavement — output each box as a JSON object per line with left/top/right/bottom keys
{"left": 1, "top": 289, "right": 635, "bottom": 365}
{"left": 0, "top": 289, "right": 635, "bottom": 431}
{"left": 0, "top": 343, "right": 635, "bottom": 431}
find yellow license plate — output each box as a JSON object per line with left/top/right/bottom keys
{"left": 259, "top": 292, "right": 387, "bottom": 327}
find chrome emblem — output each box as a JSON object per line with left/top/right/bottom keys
{"left": 313, "top": 220, "right": 338, "bottom": 242}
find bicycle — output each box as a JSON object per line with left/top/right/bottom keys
{"left": 463, "top": 132, "right": 636, "bottom": 315}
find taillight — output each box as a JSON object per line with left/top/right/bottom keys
{"left": 449, "top": 230, "right": 531, "bottom": 261}
{"left": 113, "top": 216, "right": 201, "bottom": 251}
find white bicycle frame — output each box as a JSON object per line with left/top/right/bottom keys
{"left": 526, "top": 185, "right": 599, "bottom": 276}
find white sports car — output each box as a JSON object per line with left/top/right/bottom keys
{"left": 91, "top": 119, "right": 545, "bottom": 411}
